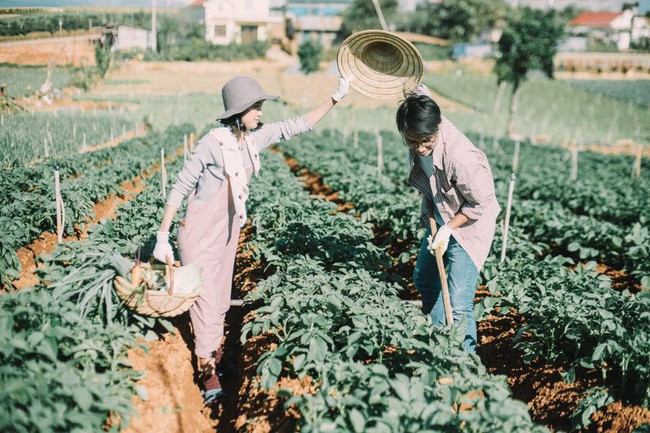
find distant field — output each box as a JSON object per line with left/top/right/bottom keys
{"left": 0, "top": 64, "right": 72, "bottom": 97}
{"left": 423, "top": 70, "right": 650, "bottom": 144}
{"left": 565, "top": 79, "right": 650, "bottom": 108}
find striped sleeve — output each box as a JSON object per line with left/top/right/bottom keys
{"left": 447, "top": 139, "right": 497, "bottom": 221}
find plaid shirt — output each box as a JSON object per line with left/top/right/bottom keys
{"left": 408, "top": 116, "right": 500, "bottom": 270}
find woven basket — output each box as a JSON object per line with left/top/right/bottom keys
{"left": 114, "top": 259, "right": 202, "bottom": 318}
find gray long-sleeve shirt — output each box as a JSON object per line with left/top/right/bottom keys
{"left": 166, "top": 116, "right": 313, "bottom": 209}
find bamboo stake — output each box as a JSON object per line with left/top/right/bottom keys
{"left": 493, "top": 81, "right": 506, "bottom": 114}
{"left": 376, "top": 132, "right": 384, "bottom": 177}
{"left": 500, "top": 173, "right": 516, "bottom": 263}
{"left": 47, "top": 131, "right": 53, "bottom": 153}
{"left": 44, "top": 137, "right": 49, "bottom": 158}
{"left": 512, "top": 140, "right": 520, "bottom": 173}
{"left": 183, "top": 134, "right": 189, "bottom": 163}
{"left": 160, "top": 147, "right": 167, "bottom": 198}
{"left": 54, "top": 167, "right": 64, "bottom": 243}
{"left": 632, "top": 143, "right": 642, "bottom": 178}
{"left": 570, "top": 140, "right": 578, "bottom": 181}
{"left": 343, "top": 108, "right": 352, "bottom": 143}
{"left": 492, "top": 135, "right": 501, "bottom": 153}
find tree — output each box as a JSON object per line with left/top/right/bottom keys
{"left": 419, "top": 0, "right": 510, "bottom": 43}
{"left": 340, "top": 0, "right": 398, "bottom": 38}
{"left": 297, "top": 39, "right": 323, "bottom": 75}
{"left": 494, "top": 7, "right": 565, "bottom": 136}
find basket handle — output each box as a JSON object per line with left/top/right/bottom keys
{"left": 165, "top": 255, "right": 175, "bottom": 296}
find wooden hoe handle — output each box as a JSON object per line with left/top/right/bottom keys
{"left": 427, "top": 204, "right": 454, "bottom": 326}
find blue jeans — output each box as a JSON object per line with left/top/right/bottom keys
{"left": 413, "top": 227, "right": 480, "bottom": 352}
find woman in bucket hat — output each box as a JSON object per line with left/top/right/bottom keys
{"left": 398, "top": 84, "right": 500, "bottom": 353}
{"left": 152, "top": 75, "right": 352, "bottom": 407}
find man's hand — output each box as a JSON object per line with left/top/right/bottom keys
{"left": 427, "top": 224, "right": 454, "bottom": 255}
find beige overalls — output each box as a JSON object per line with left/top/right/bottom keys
{"left": 177, "top": 129, "right": 258, "bottom": 359}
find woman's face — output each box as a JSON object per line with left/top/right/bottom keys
{"left": 403, "top": 131, "right": 438, "bottom": 156}
{"left": 241, "top": 101, "right": 264, "bottom": 131}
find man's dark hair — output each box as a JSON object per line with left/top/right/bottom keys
{"left": 396, "top": 93, "right": 442, "bottom": 138}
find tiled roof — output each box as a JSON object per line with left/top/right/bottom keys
{"left": 569, "top": 12, "right": 621, "bottom": 27}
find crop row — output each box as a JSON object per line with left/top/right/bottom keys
{"left": 0, "top": 65, "right": 71, "bottom": 98}
{"left": 278, "top": 130, "right": 650, "bottom": 427}
{"left": 7, "top": 130, "right": 542, "bottom": 432}
{"left": 1, "top": 110, "right": 135, "bottom": 167}
{"left": 239, "top": 150, "right": 547, "bottom": 432}
{"left": 1, "top": 124, "right": 192, "bottom": 433}
{"left": 480, "top": 138, "right": 650, "bottom": 226}
{"left": 0, "top": 125, "right": 190, "bottom": 287}
{"left": 281, "top": 129, "right": 649, "bottom": 285}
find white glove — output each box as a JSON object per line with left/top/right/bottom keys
{"left": 427, "top": 225, "right": 454, "bottom": 255}
{"left": 153, "top": 231, "right": 175, "bottom": 264}
{"left": 331, "top": 75, "right": 354, "bottom": 102}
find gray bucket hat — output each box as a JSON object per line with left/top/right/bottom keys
{"left": 217, "top": 76, "right": 278, "bottom": 120}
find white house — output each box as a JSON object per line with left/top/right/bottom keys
{"left": 102, "top": 24, "right": 151, "bottom": 52}
{"left": 290, "top": 14, "right": 342, "bottom": 49}
{"left": 569, "top": 10, "right": 641, "bottom": 50}
{"left": 202, "top": 0, "right": 281, "bottom": 45}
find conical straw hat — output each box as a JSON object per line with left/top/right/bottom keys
{"left": 337, "top": 29, "right": 424, "bottom": 100}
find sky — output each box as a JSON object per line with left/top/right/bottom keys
{"left": 0, "top": 0, "right": 190, "bottom": 7}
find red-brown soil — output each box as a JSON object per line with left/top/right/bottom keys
{"left": 478, "top": 306, "right": 650, "bottom": 433}
{"left": 10, "top": 176, "right": 143, "bottom": 290}
{"left": 0, "top": 34, "right": 98, "bottom": 67}
{"left": 8, "top": 140, "right": 177, "bottom": 291}
{"left": 278, "top": 151, "right": 650, "bottom": 433}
